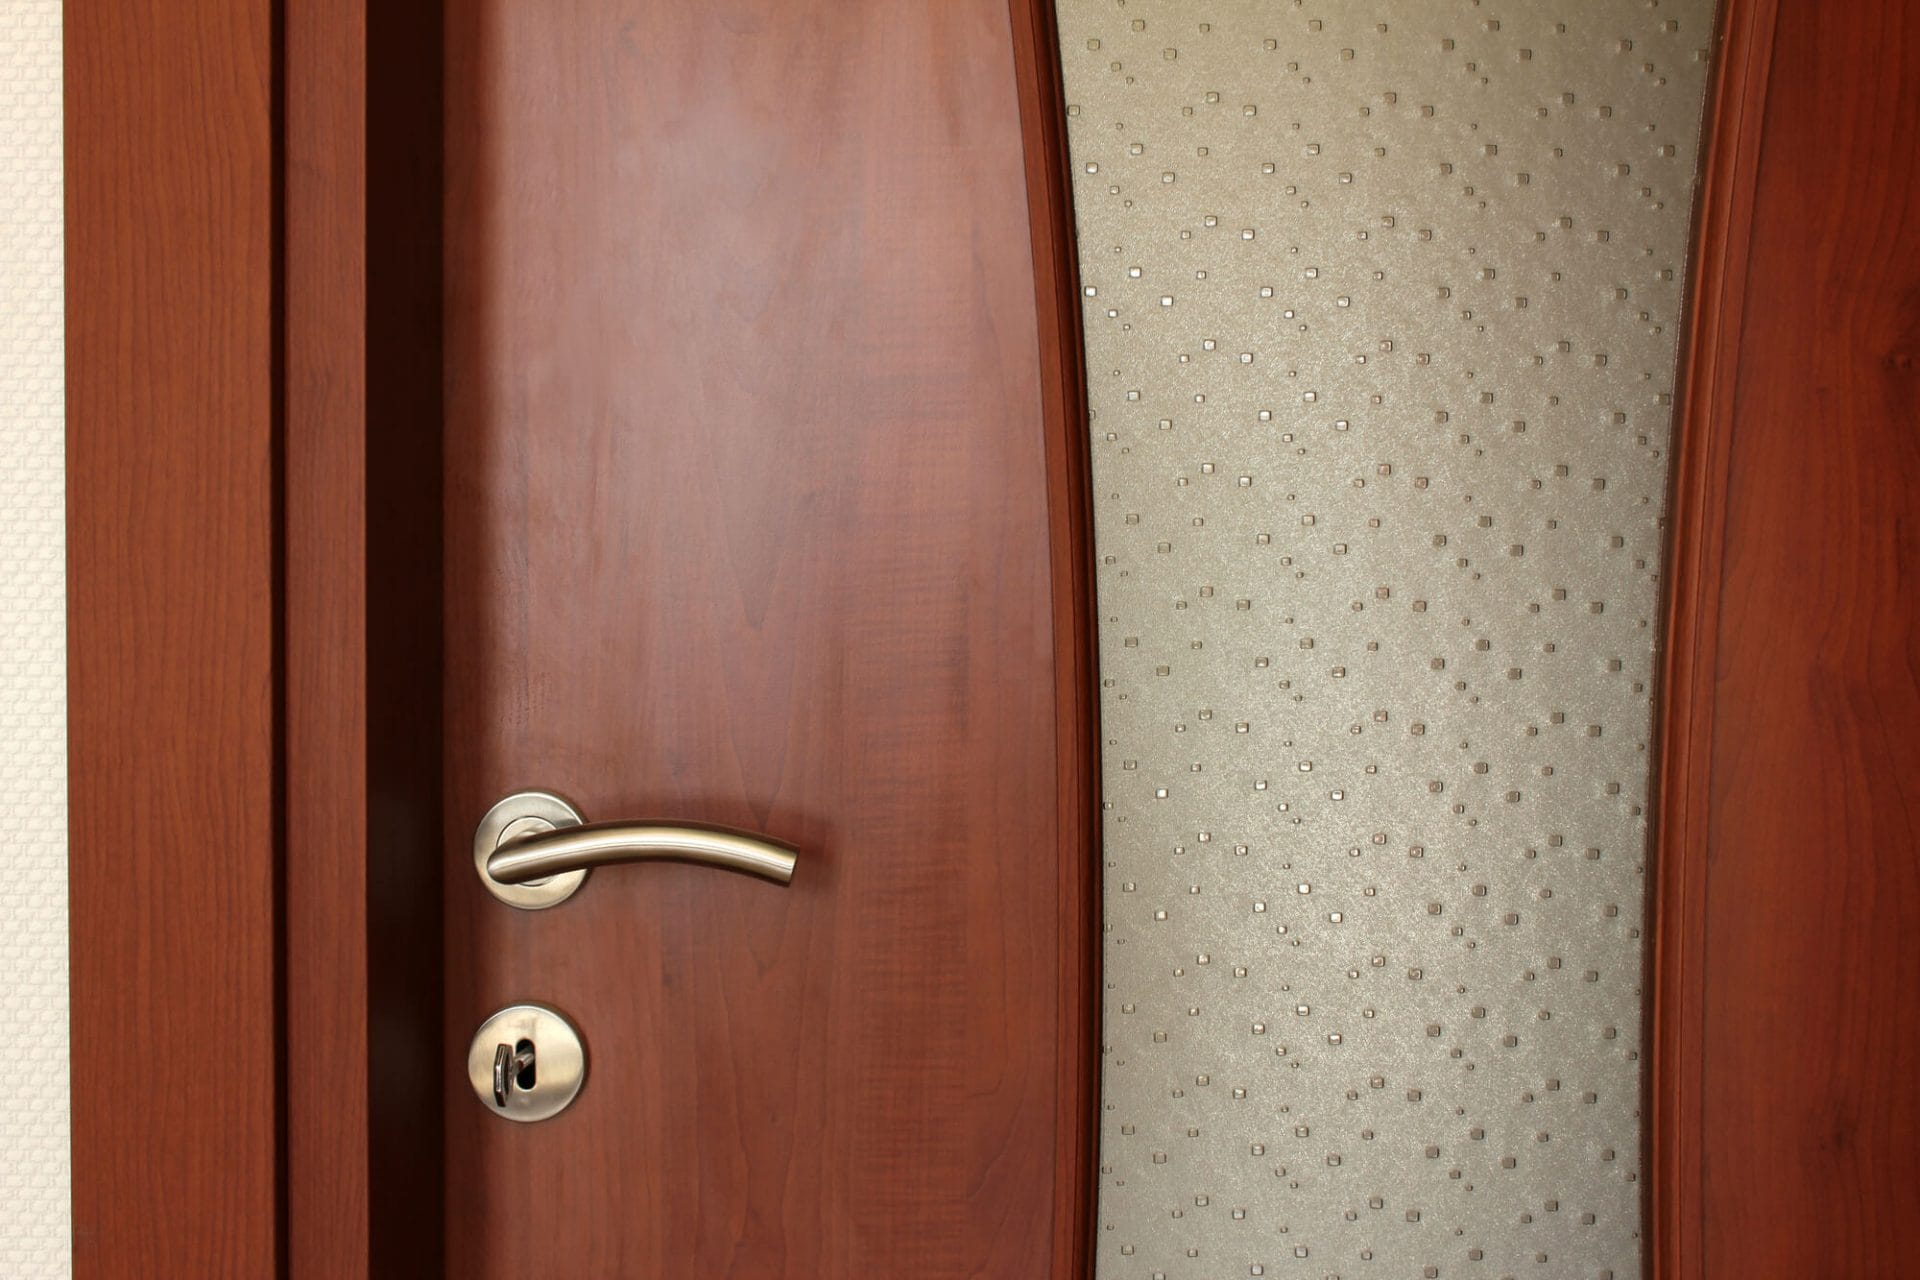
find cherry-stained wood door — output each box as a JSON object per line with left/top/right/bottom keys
{"left": 1654, "top": 0, "right": 1920, "bottom": 1273}
{"left": 67, "top": 0, "right": 1916, "bottom": 1275}
{"left": 435, "top": 1, "right": 1092, "bottom": 1275}
{"left": 72, "top": 0, "right": 1097, "bottom": 1273}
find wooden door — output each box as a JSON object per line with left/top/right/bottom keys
{"left": 62, "top": 0, "right": 1917, "bottom": 1275}
{"left": 434, "top": 1, "right": 1091, "bottom": 1275}
{"left": 1652, "top": 0, "right": 1920, "bottom": 1271}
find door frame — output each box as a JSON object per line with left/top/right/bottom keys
{"left": 66, "top": 1, "right": 1097, "bottom": 1275}
{"left": 67, "top": 1, "right": 279, "bottom": 1272}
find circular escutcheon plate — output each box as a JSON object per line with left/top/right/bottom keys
{"left": 466, "top": 1001, "right": 588, "bottom": 1123}
{"left": 473, "top": 790, "right": 589, "bottom": 909}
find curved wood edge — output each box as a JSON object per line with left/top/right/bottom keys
{"left": 1006, "top": 2, "right": 1102, "bottom": 1274}
{"left": 1647, "top": 1, "right": 1779, "bottom": 1275}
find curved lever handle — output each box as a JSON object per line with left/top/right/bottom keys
{"left": 473, "top": 790, "right": 797, "bottom": 909}
{"left": 489, "top": 820, "right": 797, "bottom": 886}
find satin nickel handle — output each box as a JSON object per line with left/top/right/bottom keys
{"left": 473, "top": 790, "right": 797, "bottom": 909}
{"left": 491, "top": 819, "right": 797, "bottom": 885}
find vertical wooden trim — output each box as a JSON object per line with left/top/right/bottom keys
{"left": 282, "top": 4, "right": 445, "bottom": 1272}
{"left": 1648, "top": 1, "right": 1779, "bottom": 1275}
{"left": 65, "top": 1, "right": 281, "bottom": 1272}
{"left": 1007, "top": 2, "right": 1101, "bottom": 1274}
{"left": 285, "top": 0, "right": 371, "bottom": 1274}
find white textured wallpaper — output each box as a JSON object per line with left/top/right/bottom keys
{"left": 0, "top": 1, "right": 71, "bottom": 1274}
{"left": 1058, "top": 2, "right": 1710, "bottom": 1276}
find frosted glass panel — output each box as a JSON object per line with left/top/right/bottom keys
{"left": 1056, "top": 3, "right": 1712, "bottom": 1274}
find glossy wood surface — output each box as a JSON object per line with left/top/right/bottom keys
{"left": 439, "top": 1, "right": 1094, "bottom": 1274}
{"left": 1653, "top": 0, "right": 1920, "bottom": 1272}
{"left": 65, "top": 2, "right": 280, "bottom": 1273}
{"left": 1649, "top": 0, "right": 1776, "bottom": 1271}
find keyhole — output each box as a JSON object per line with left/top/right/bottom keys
{"left": 514, "top": 1039, "right": 536, "bottom": 1091}
{"left": 473, "top": 1005, "right": 583, "bottom": 1121}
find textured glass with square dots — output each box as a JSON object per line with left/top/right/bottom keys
{"left": 1055, "top": 2, "right": 1715, "bottom": 1274}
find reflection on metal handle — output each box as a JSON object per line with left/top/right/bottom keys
{"left": 488, "top": 820, "right": 798, "bottom": 886}
{"left": 473, "top": 790, "right": 798, "bottom": 909}
{"left": 492, "top": 1043, "right": 512, "bottom": 1107}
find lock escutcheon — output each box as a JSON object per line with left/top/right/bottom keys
{"left": 466, "top": 1003, "right": 586, "bottom": 1122}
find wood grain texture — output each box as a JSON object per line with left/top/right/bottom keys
{"left": 1653, "top": 0, "right": 1920, "bottom": 1273}
{"left": 1649, "top": 0, "right": 1778, "bottom": 1273}
{"left": 1006, "top": 0, "right": 1101, "bottom": 1273}
{"left": 65, "top": 1, "right": 281, "bottom": 1273}
{"left": 285, "top": 0, "right": 371, "bottom": 1271}
{"left": 438, "top": 1, "right": 1093, "bottom": 1273}
{"left": 284, "top": 3, "right": 447, "bottom": 1273}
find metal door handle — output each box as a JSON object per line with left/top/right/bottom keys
{"left": 474, "top": 790, "right": 797, "bottom": 909}
{"left": 491, "top": 819, "right": 797, "bottom": 884}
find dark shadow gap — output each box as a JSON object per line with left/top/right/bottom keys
{"left": 366, "top": 4, "right": 448, "bottom": 1271}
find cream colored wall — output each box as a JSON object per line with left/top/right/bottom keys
{"left": 1056, "top": 2, "right": 1711, "bottom": 1275}
{"left": 0, "top": 2, "right": 70, "bottom": 1274}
